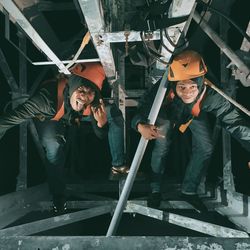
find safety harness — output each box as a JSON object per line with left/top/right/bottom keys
{"left": 167, "top": 85, "right": 207, "bottom": 133}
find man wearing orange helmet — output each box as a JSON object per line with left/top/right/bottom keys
{"left": 0, "top": 62, "right": 127, "bottom": 213}
{"left": 132, "top": 50, "right": 250, "bottom": 211}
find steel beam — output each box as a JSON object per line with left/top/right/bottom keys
{"left": 219, "top": 17, "right": 235, "bottom": 191}
{"left": 0, "top": 184, "right": 48, "bottom": 215}
{"left": 13, "top": 0, "right": 62, "bottom": 55}
{"left": 156, "top": 0, "right": 196, "bottom": 70}
{"left": 0, "top": 236, "right": 250, "bottom": 250}
{"left": 0, "top": 48, "right": 19, "bottom": 92}
{"left": 0, "top": 205, "right": 113, "bottom": 236}
{"left": 0, "top": 0, "right": 71, "bottom": 74}
{"left": 129, "top": 204, "right": 249, "bottom": 238}
{"left": 101, "top": 30, "right": 174, "bottom": 43}
{"left": 77, "top": 0, "right": 116, "bottom": 81}
{"left": 193, "top": 11, "right": 250, "bottom": 80}
{"left": 204, "top": 187, "right": 250, "bottom": 233}
{"left": 16, "top": 31, "right": 28, "bottom": 191}
{"left": 0, "top": 208, "right": 33, "bottom": 230}
{"left": 37, "top": 200, "right": 197, "bottom": 211}
{"left": 66, "top": 182, "right": 149, "bottom": 193}
{"left": 216, "top": 190, "right": 250, "bottom": 233}
{"left": 240, "top": 21, "right": 250, "bottom": 52}
{"left": 32, "top": 58, "right": 100, "bottom": 66}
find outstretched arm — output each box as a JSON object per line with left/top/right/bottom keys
{"left": 203, "top": 88, "right": 250, "bottom": 152}
{"left": 0, "top": 86, "right": 56, "bottom": 140}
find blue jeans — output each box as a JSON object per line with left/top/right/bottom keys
{"left": 81, "top": 104, "right": 125, "bottom": 167}
{"left": 36, "top": 103, "right": 125, "bottom": 197}
{"left": 106, "top": 104, "right": 125, "bottom": 167}
{"left": 150, "top": 112, "right": 213, "bottom": 194}
{"left": 35, "top": 120, "right": 67, "bottom": 197}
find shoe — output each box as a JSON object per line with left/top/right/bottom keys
{"left": 111, "top": 166, "right": 130, "bottom": 174}
{"left": 147, "top": 192, "right": 162, "bottom": 208}
{"left": 52, "top": 195, "right": 67, "bottom": 214}
{"left": 181, "top": 193, "right": 207, "bottom": 213}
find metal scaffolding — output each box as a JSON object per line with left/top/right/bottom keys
{"left": 0, "top": 0, "right": 249, "bottom": 249}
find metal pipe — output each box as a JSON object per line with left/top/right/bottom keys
{"left": 77, "top": 0, "right": 116, "bottom": 80}
{"left": 193, "top": 11, "right": 250, "bottom": 79}
{"left": 0, "top": 0, "right": 71, "bottom": 75}
{"left": 204, "top": 78, "right": 250, "bottom": 117}
{"left": 106, "top": 70, "right": 169, "bottom": 236}
{"left": 32, "top": 58, "right": 100, "bottom": 66}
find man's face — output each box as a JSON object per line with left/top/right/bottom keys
{"left": 175, "top": 79, "right": 199, "bottom": 104}
{"left": 70, "top": 85, "right": 95, "bottom": 111}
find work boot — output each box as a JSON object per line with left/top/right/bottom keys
{"left": 52, "top": 195, "right": 67, "bottom": 214}
{"left": 147, "top": 192, "right": 162, "bottom": 209}
{"left": 181, "top": 193, "right": 207, "bottom": 213}
{"left": 109, "top": 166, "right": 130, "bottom": 180}
{"left": 111, "top": 166, "right": 130, "bottom": 175}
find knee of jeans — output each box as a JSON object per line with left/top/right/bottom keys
{"left": 106, "top": 104, "right": 123, "bottom": 119}
{"left": 153, "top": 139, "right": 170, "bottom": 155}
{"left": 41, "top": 134, "right": 65, "bottom": 146}
{"left": 197, "top": 142, "right": 213, "bottom": 159}
{"left": 44, "top": 140, "right": 64, "bottom": 163}
{"left": 151, "top": 163, "right": 165, "bottom": 175}
{"left": 107, "top": 113, "right": 124, "bottom": 128}
{"left": 42, "top": 135, "right": 65, "bottom": 152}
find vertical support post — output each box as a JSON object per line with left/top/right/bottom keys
{"left": 220, "top": 17, "right": 235, "bottom": 191}
{"left": 118, "top": 53, "right": 126, "bottom": 155}
{"left": 16, "top": 30, "right": 28, "bottom": 191}
{"left": 77, "top": 0, "right": 116, "bottom": 80}
{"left": 240, "top": 21, "right": 250, "bottom": 52}
{"left": 119, "top": 178, "right": 126, "bottom": 197}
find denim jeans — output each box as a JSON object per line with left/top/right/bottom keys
{"left": 35, "top": 120, "right": 67, "bottom": 197}
{"left": 81, "top": 103, "right": 125, "bottom": 167}
{"left": 150, "top": 112, "right": 213, "bottom": 194}
{"left": 35, "top": 103, "right": 125, "bottom": 197}
{"left": 105, "top": 104, "right": 125, "bottom": 167}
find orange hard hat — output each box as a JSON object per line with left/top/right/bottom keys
{"left": 70, "top": 62, "right": 106, "bottom": 90}
{"left": 168, "top": 50, "right": 207, "bottom": 81}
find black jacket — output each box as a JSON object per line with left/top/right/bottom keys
{"left": 132, "top": 80, "right": 250, "bottom": 152}
{"left": 0, "top": 80, "right": 108, "bottom": 140}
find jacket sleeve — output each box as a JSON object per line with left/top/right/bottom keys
{"left": 202, "top": 88, "right": 250, "bottom": 152}
{"left": 131, "top": 81, "right": 160, "bottom": 131}
{"left": 0, "top": 86, "right": 56, "bottom": 140}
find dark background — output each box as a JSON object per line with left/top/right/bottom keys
{"left": 0, "top": 0, "right": 249, "bottom": 196}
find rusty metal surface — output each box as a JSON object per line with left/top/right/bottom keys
{"left": 0, "top": 236, "right": 250, "bottom": 250}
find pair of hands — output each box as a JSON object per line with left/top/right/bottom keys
{"left": 90, "top": 100, "right": 166, "bottom": 139}
{"left": 137, "top": 123, "right": 165, "bottom": 140}
{"left": 91, "top": 99, "right": 107, "bottom": 128}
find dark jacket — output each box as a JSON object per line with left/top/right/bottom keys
{"left": 132, "top": 80, "right": 250, "bottom": 152}
{"left": 0, "top": 80, "right": 108, "bottom": 140}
